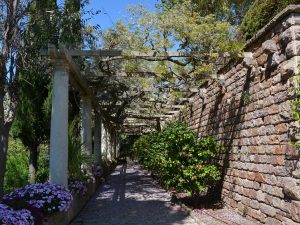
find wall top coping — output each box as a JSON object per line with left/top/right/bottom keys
{"left": 245, "top": 4, "right": 300, "bottom": 49}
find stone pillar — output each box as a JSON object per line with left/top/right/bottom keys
{"left": 101, "top": 122, "right": 107, "bottom": 161}
{"left": 106, "top": 128, "right": 112, "bottom": 161}
{"left": 49, "top": 59, "right": 69, "bottom": 187}
{"left": 94, "top": 115, "right": 101, "bottom": 164}
{"left": 116, "top": 134, "right": 121, "bottom": 158}
{"left": 81, "top": 96, "right": 92, "bottom": 156}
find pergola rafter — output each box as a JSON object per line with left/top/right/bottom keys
{"left": 42, "top": 44, "right": 202, "bottom": 187}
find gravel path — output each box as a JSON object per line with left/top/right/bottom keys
{"left": 70, "top": 163, "right": 198, "bottom": 225}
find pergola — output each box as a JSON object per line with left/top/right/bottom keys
{"left": 42, "top": 44, "right": 197, "bottom": 187}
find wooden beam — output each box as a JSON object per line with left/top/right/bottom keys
{"left": 41, "top": 48, "right": 194, "bottom": 58}
{"left": 128, "top": 114, "right": 173, "bottom": 119}
{"left": 55, "top": 45, "right": 111, "bottom": 125}
{"left": 166, "top": 110, "right": 180, "bottom": 114}
{"left": 60, "top": 46, "right": 91, "bottom": 97}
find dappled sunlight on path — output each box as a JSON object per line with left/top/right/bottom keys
{"left": 70, "top": 163, "right": 197, "bottom": 225}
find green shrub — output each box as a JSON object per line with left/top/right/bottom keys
{"left": 36, "top": 145, "right": 49, "bottom": 183}
{"left": 132, "top": 122, "right": 221, "bottom": 195}
{"left": 240, "top": 0, "right": 300, "bottom": 40}
{"left": 4, "top": 139, "right": 29, "bottom": 194}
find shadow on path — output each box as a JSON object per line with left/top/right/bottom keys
{"left": 70, "top": 163, "right": 197, "bottom": 225}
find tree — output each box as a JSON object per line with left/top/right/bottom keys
{"left": 11, "top": 0, "right": 58, "bottom": 183}
{"left": 240, "top": 0, "right": 300, "bottom": 40}
{"left": 161, "top": 0, "right": 254, "bottom": 25}
{"left": 81, "top": 0, "right": 243, "bottom": 129}
{"left": 0, "top": 0, "right": 29, "bottom": 198}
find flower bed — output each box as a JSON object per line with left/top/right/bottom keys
{"left": 2, "top": 183, "right": 73, "bottom": 224}
{"left": 0, "top": 203, "right": 33, "bottom": 225}
{"left": 0, "top": 163, "right": 115, "bottom": 225}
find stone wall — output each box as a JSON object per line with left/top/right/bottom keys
{"left": 171, "top": 5, "right": 300, "bottom": 225}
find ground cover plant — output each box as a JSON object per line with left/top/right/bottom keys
{"left": 2, "top": 183, "right": 73, "bottom": 224}
{"left": 132, "top": 122, "right": 221, "bottom": 196}
{"left": 0, "top": 203, "right": 33, "bottom": 225}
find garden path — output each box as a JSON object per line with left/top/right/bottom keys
{"left": 70, "top": 162, "right": 198, "bottom": 225}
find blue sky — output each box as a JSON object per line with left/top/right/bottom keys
{"left": 86, "top": 0, "right": 159, "bottom": 30}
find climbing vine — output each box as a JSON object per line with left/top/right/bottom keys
{"left": 292, "top": 75, "right": 300, "bottom": 152}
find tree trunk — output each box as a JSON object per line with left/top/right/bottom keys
{"left": 29, "top": 145, "right": 38, "bottom": 183}
{"left": 0, "top": 128, "right": 9, "bottom": 199}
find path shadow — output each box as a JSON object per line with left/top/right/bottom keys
{"left": 71, "top": 163, "right": 194, "bottom": 225}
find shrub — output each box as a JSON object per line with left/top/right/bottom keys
{"left": 240, "top": 0, "right": 300, "bottom": 40}
{"left": 0, "top": 203, "right": 33, "bottom": 225}
{"left": 3, "top": 183, "right": 73, "bottom": 224}
{"left": 36, "top": 145, "right": 50, "bottom": 183}
{"left": 4, "top": 138, "right": 29, "bottom": 194}
{"left": 132, "top": 122, "right": 221, "bottom": 195}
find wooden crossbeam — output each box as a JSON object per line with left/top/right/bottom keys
{"left": 50, "top": 45, "right": 111, "bottom": 124}
{"left": 41, "top": 48, "right": 193, "bottom": 58}
{"left": 166, "top": 110, "right": 180, "bottom": 114}
{"left": 128, "top": 114, "right": 173, "bottom": 119}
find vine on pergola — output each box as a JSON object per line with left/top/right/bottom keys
{"left": 82, "top": 0, "right": 242, "bottom": 131}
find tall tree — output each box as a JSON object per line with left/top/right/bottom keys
{"left": 11, "top": 0, "right": 58, "bottom": 183}
{"left": 161, "top": 0, "right": 254, "bottom": 25}
{"left": 0, "top": 0, "right": 29, "bottom": 198}
{"left": 61, "top": 0, "right": 82, "bottom": 48}
{"left": 240, "top": 0, "right": 300, "bottom": 40}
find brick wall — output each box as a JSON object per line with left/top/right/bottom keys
{"left": 171, "top": 6, "right": 300, "bottom": 225}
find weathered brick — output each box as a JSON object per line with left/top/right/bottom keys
{"left": 274, "top": 145, "right": 286, "bottom": 155}
{"left": 265, "top": 217, "right": 282, "bottom": 225}
{"left": 291, "top": 201, "right": 300, "bottom": 223}
{"left": 254, "top": 173, "right": 265, "bottom": 183}
{"left": 247, "top": 207, "right": 266, "bottom": 223}
{"left": 260, "top": 203, "right": 278, "bottom": 217}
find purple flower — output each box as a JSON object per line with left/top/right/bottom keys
{"left": 0, "top": 203, "right": 33, "bottom": 225}
{"left": 3, "top": 183, "right": 73, "bottom": 224}
{"left": 68, "top": 180, "right": 88, "bottom": 196}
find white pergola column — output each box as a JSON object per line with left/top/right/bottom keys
{"left": 49, "top": 59, "right": 69, "bottom": 188}
{"left": 94, "top": 115, "right": 101, "bottom": 164}
{"left": 106, "top": 128, "right": 112, "bottom": 161}
{"left": 116, "top": 134, "right": 121, "bottom": 158}
{"left": 81, "top": 96, "right": 92, "bottom": 156}
{"left": 101, "top": 122, "right": 108, "bottom": 161}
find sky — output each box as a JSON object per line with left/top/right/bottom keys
{"left": 86, "top": 0, "right": 159, "bottom": 30}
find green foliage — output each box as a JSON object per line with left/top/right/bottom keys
{"left": 240, "top": 0, "right": 300, "bottom": 40}
{"left": 132, "top": 122, "right": 221, "bottom": 194}
{"left": 36, "top": 145, "right": 49, "bottom": 183}
{"left": 292, "top": 75, "right": 300, "bottom": 151}
{"left": 4, "top": 139, "right": 29, "bottom": 194}
{"left": 161, "top": 0, "right": 254, "bottom": 25}
{"left": 68, "top": 117, "right": 93, "bottom": 180}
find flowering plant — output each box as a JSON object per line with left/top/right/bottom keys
{"left": 3, "top": 183, "right": 73, "bottom": 224}
{"left": 68, "top": 180, "right": 88, "bottom": 196}
{"left": 0, "top": 203, "right": 33, "bottom": 225}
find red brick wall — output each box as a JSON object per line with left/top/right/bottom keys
{"left": 171, "top": 8, "right": 300, "bottom": 224}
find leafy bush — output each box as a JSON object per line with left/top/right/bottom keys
{"left": 0, "top": 203, "right": 33, "bottom": 225}
{"left": 3, "top": 183, "right": 73, "bottom": 224}
{"left": 240, "top": 0, "right": 300, "bottom": 40}
{"left": 4, "top": 139, "right": 29, "bottom": 194}
{"left": 132, "top": 122, "right": 221, "bottom": 195}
